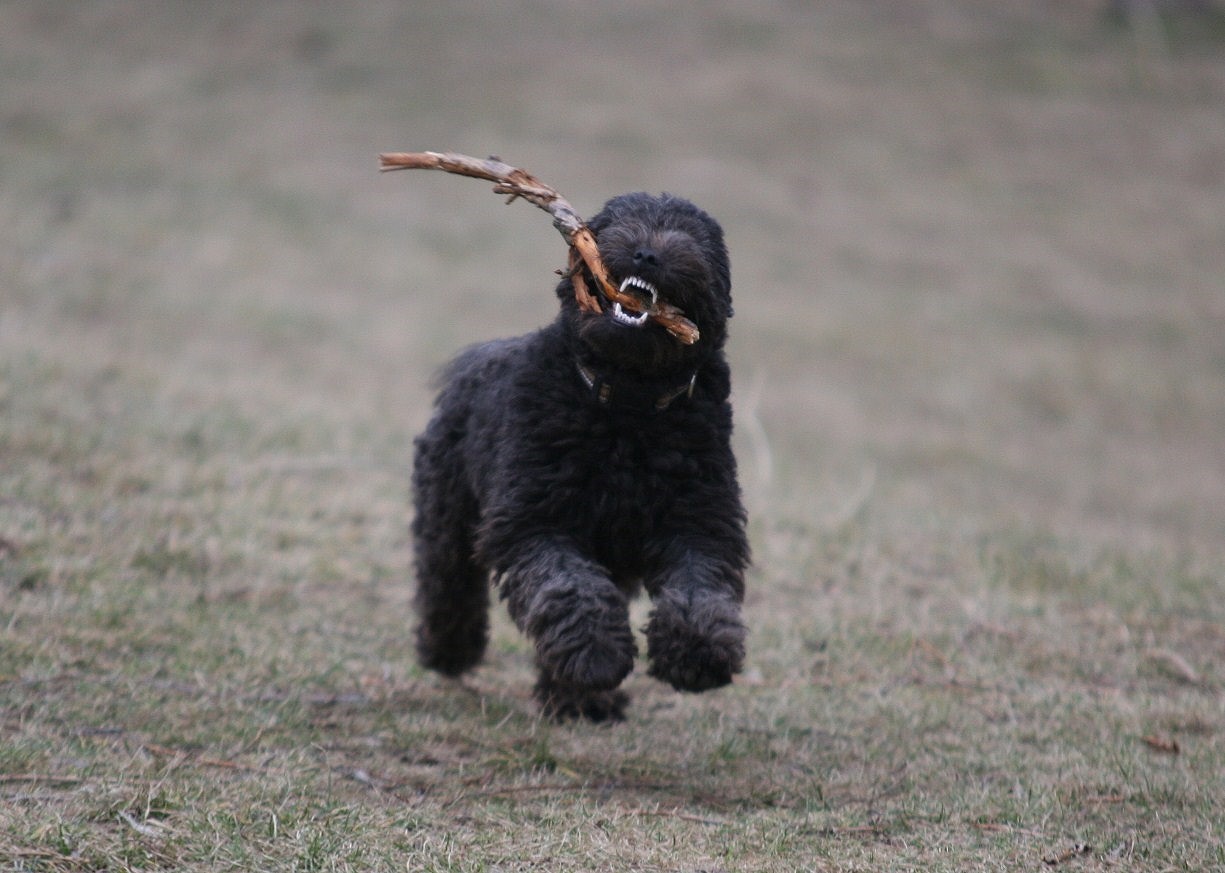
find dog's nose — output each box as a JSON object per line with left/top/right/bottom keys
{"left": 633, "top": 247, "right": 659, "bottom": 267}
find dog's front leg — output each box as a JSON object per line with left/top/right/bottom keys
{"left": 645, "top": 543, "right": 746, "bottom": 693}
{"left": 498, "top": 537, "right": 637, "bottom": 718}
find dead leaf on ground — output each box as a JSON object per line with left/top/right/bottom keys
{"left": 1043, "top": 843, "right": 1092, "bottom": 866}
{"left": 1140, "top": 734, "right": 1180, "bottom": 755}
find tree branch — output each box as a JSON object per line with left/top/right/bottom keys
{"left": 378, "top": 151, "right": 699, "bottom": 344}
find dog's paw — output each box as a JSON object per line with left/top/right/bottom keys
{"left": 539, "top": 628, "right": 637, "bottom": 691}
{"left": 646, "top": 593, "right": 745, "bottom": 693}
{"left": 535, "top": 677, "right": 630, "bottom": 723}
{"left": 647, "top": 635, "right": 742, "bottom": 692}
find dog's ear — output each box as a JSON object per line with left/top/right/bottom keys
{"left": 695, "top": 213, "right": 733, "bottom": 321}
{"left": 663, "top": 194, "right": 733, "bottom": 320}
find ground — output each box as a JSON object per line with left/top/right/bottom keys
{"left": 1, "top": 2, "right": 1223, "bottom": 870}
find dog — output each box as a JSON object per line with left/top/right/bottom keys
{"left": 411, "top": 192, "right": 749, "bottom": 721}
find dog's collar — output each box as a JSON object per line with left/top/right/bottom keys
{"left": 576, "top": 362, "right": 697, "bottom": 412}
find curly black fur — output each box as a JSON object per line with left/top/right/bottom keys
{"left": 411, "top": 192, "right": 749, "bottom": 721}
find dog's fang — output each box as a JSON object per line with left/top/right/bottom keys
{"left": 612, "top": 302, "right": 649, "bottom": 327}
{"left": 618, "top": 276, "right": 658, "bottom": 306}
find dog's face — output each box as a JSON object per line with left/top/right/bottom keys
{"left": 558, "top": 193, "right": 732, "bottom": 374}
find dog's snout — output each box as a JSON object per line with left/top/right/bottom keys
{"left": 633, "top": 247, "right": 659, "bottom": 267}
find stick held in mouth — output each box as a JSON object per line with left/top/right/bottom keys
{"left": 379, "top": 151, "right": 700, "bottom": 345}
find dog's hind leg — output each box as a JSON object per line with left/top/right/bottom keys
{"left": 411, "top": 430, "right": 489, "bottom": 677}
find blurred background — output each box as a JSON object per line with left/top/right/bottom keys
{"left": 4, "top": 0, "right": 1224, "bottom": 570}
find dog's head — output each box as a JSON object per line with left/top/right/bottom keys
{"left": 557, "top": 193, "right": 732, "bottom": 375}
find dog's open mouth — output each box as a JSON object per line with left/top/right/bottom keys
{"left": 610, "top": 276, "right": 658, "bottom": 328}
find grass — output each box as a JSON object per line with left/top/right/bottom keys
{"left": 3, "top": 1, "right": 1225, "bottom": 870}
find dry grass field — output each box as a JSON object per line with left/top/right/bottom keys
{"left": 3, "top": 2, "right": 1224, "bottom": 870}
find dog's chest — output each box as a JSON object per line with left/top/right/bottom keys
{"left": 543, "top": 415, "right": 704, "bottom": 556}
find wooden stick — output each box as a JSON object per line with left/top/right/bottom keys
{"left": 379, "top": 151, "right": 699, "bottom": 345}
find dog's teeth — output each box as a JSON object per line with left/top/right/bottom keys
{"left": 618, "top": 276, "right": 657, "bottom": 297}
{"left": 613, "top": 276, "right": 657, "bottom": 329}
{"left": 612, "top": 302, "right": 648, "bottom": 327}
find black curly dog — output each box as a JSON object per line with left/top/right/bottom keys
{"left": 411, "top": 192, "right": 749, "bottom": 721}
